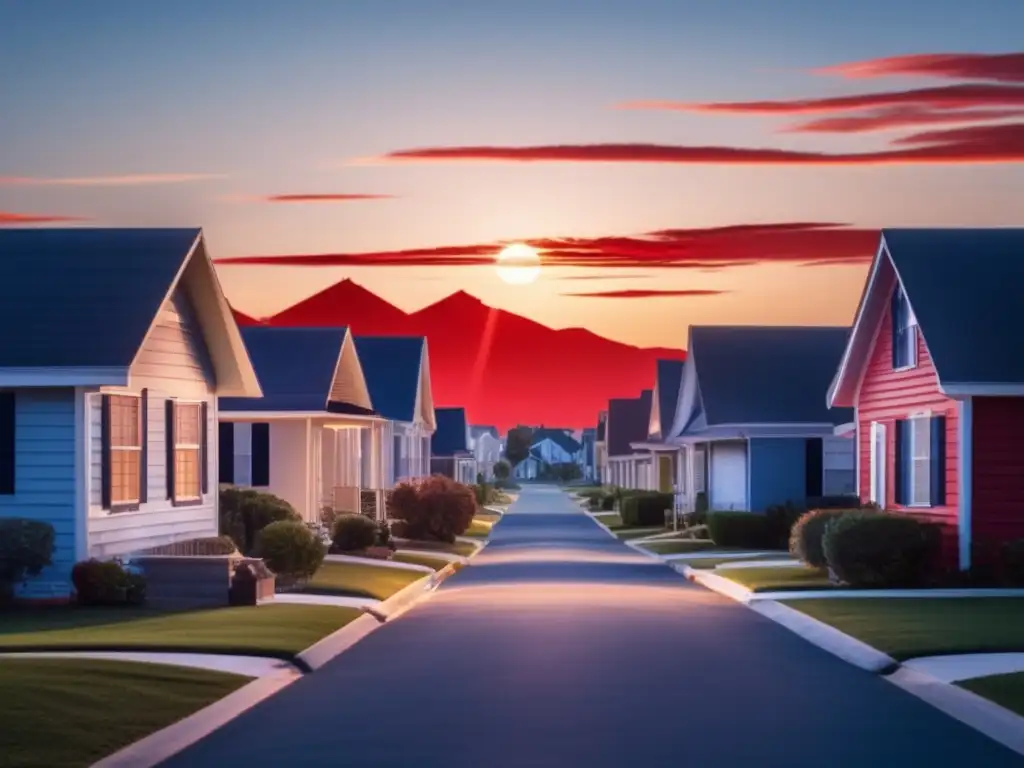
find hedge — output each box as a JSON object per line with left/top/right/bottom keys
{"left": 620, "top": 492, "right": 674, "bottom": 527}
{"left": 707, "top": 511, "right": 774, "bottom": 549}
{"left": 822, "top": 511, "right": 941, "bottom": 588}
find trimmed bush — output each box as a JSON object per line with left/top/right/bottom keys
{"left": 72, "top": 559, "right": 146, "bottom": 606}
{"left": 331, "top": 513, "right": 379, "bottom": 552}
{"left": 219, "top": 487, "right": 300, "bottom": 555}
{"left": 998, "top": 539, "right": 1024, "bottom": 587}
{"left": 822, "top": 511, "right": 942, "bottom": 588}
{"left": 0, "top": 518, "right": 55, "bottom": 601}
{"left": 620, "top": 492, "right": 674, "bottom": 527}
{"left": 493, "top": 460, "right": 511, "bottom": 480}
{"left": 387, "top": 475, "right": 476, "bottom": 543}
{"left": 256, "top": 520, "right": 325, "bottom": 583}
{"left": 707, "top": 511, "right": 773, "bottom": 549}
{"left": 806, "top": 495, "right": 862, "bottom": 510}
{"left": 471, "top": 482, "right": 496, "bottom": 507}
{"left": 789, "top": 509, "right": 855, "bottom": 568}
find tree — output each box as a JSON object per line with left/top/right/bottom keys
{"left": 493, "top": 460, "right": 511, "bottom": 480}
{"left": 504, "top": 426, "right": 533, "bottom": 467}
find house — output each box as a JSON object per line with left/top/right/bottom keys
{"left": 605, "top": 391, "right": 653, "bottom": 489}
{"left": 430, "top": 407, "right": 476, "bottom": 483}
{"left": 352, "top": 336, "right": 436, "bottom": 486}
{"left": 631, "top": 359, "right": 686, "bottom": 492}
{"left": 594, "top": 411, "right": 608, "bottom": 484}
{"left": 667, "top": 326, "right": 854, "bottom": 513}
{"left": 0, "top": 228, "right": 261, "bottom": 599}
{"left": 580, "top": 427, "right": 597, "bottom": 481}
{"left": 828, "top": 228, "right": 1024, "bottom": 571}
{"left": 219, "top": 326, "right": 391, "bottom": 521}
{"left": 511, "top": 428, "right": 584, "bottom": 480}
{"left": 514, "top": 448, "right": 544, "bottom": 480}
{"left": 469, "top": 426, "right": 502, "bottom": 479}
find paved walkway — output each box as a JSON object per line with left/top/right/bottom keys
{"left": 160, "top": 486, "right": 1024, "bottom": 767}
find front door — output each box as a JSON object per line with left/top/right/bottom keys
{"left": 869, "top": 422, "right": 886, "bottom": 504}
{"left": 658, "top": 454, "right": 673, "bottom": 492}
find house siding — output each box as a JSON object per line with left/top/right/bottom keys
{"left": 748, "top": 437, "right": 807, "bottom": 513}
{"left": 87, "top": 289, "right": 219, "bottom": 557}
{"left": 971, "top": 397, "right": 1024, "bottom": 548}
{"left": 856, "top": 298, "right": 960, "bottom": 557}
{"left": 0, "top": 388, "right": 78, "bottom": 598}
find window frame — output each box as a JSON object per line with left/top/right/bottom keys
{"left": 892, "top": 284, "right": 919, "bottom": 371}
{"left": 907, "top": 413, "right": 932, "bottom": 507}
{"left": 108, "top": 393, "right": 143, "bottom": 512}
{"left": 171, "top": 400, "right": 204, "bottom": 506}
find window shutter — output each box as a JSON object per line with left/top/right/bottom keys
{"left": 100, "top": 394, "right": 112, "bottom": 509}
{"left": 219, "top": 422, "right": 235, "bottom": 484}
{"left": 251, "top": 422, "right": 270, "bottom": 487}
{"left": 139, "top": 389, "right": 149, "bottom": 504}
{"left": 0, "top": 392, "right": 15, "bottom": 495}
{"left": 890, "top": 289, "right": 901, "bottom": 369}
{"left": 804, "top": 437, "right": 823, "bottom": 498}
{"left": 930, "top": 414, "right": 947, "bottom": 506}
{"left": 165, "top": 400, "right": 176, "bottom": 500}
{"left": 893, "top": 419, "right": 906, "bottom": 505}
{"left": 200, "top": 401, "right": 209, "bottom": 495}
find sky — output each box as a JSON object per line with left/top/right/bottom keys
{"left": 2, "top": 0, "right": 1023, "bottom": 349}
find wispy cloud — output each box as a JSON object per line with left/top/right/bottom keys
{"left": 561, "top": 289, "right": 727, "bottom": 298}
{"left": 784, "top": 106, "right": 1024, "bottom": 134}
{"left": 553, "top": 273, "right": 652, "bottom": 280}
{"left": 0, "top": 173, "right": 222, "bottom": 186}
{"left": 0, "top": 210, "right": 88, "bottom": 224}
{"left": 223, "top": 193, "right": 397, "bottom": 203}
{"left": 814, "top": 52, "right": 1024, "bottom": 84}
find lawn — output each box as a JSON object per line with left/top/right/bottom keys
{"left": 398, "top": 539, "right": 479, "bottom": 557}
{"left": 787, "top": 598, "right": 1024, "bottom": 659}
{"left": 391, "top": 552, "right": 452, "bottom": 571}
{"left": 463, "top": 518, "right": 495, "bottom": 537}
{"left": 959, "top": 671, "right": 1024, "bottom": 716}
{"left": 683, "top": 554, "right": 796, "bottom": 570}
{"left": 0, "top": 658, "right": 248, "bottom": 768}
{"left": 720, "top": 565, "right": 833, "bottom": 592}
{"left": 303, "top": 561, "right": 426, "bottom": 600}
{"left": 637, "top": 539, "right": 720, "bottom": 555}
{"left": 616, "top": 527, "right": 667, "bottom": 541}
{"left": 0, "top": 603, "right": 357, "bottom": 659}
{"left": 594, "top": 512, "right": 623, "bottom": 528}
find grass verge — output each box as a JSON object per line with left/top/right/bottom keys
{"left": 463, "top": 518, "right": 494, "bottom": 538}
{"left": 615, "top": 527, "right": 667, "bottom": 541}
{"left": 398, "top": 539, "right": 478, "bottom": 557}
{"left": 637, "top": 539, "right": 720, "bottom": 555}
{"left": 720, "top": 565, "right": 833, "bottom": 592}
{"left": 303, "top": 561, "right": 425, "bottom": 600}
{"left": 0, "top": 658, "right": 248, "bottom": 768}
{"left": 786, "top": 598, "right": 1024, "bottom": 659}
{"left": 684, "top": 554, "right": 796, "bottom": 570}
{"left": 958, "top": 672, "right": 1024, "bottom": 716}
{"left": 391, "top": 552, "right": 452, "bottom": 571}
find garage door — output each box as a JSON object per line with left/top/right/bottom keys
{"left": 711, "top": 441, "right": 748, "bottom": 510}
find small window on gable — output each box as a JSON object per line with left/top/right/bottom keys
{"left": 892, "top": 283, "right": 918, "bottom": 370}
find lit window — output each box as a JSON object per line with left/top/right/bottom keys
{"left": 109, "top": 395, "right": 142, "bottom": 505}
{"left": 174, "top": 403, "right": 202, "bottom": 501}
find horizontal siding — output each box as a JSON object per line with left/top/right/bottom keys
{"left": 971, "top": 397, "right": 1024, "bottom": 545}
{"left": 748, "top": 437, "right": 805, "bottom": 512}
{"left": 0, "top": 388, "right": 77, "bottom": 598}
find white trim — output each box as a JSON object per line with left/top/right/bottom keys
{"left": 833, "top": 422, "right": 856, "bottom": 436}
{"left": 0, "top": 367, "right": 129, "bottom": 387}
{"left": 907, "top": 412, "right": 932, "bottom": 508}
{"left": 958, "top": 397, "right": 973, "bottom": 571}
{"left": 942, "top": 383, "right": 1024, "bottom": 397}
{"left": 219, "top": 410, "right": 384, "bottom": 423}
{"left": 869, "top": 421, "right": 886, "bottom": 505}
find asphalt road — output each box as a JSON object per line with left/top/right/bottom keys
{"left": 161, "top": 485, "right": 1024, "bottom": 767}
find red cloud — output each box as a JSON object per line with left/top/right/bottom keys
{"left": 815, "top": 52, "right": 1024, "bottom": 84}
{"left": 377, "top": 122, "right": 1024, "bottom": 165}
{"left": 0, "top": 211, "right": 87, "bottom": 225}
{"left": 561, "top": 289, "right": 727, "bottom": 298}
{"left": 216, "top": 222, "right": 877, "bottom": 271}
{"left": 786, "top": 106, "right": 1024, "bottom": 133}
{"left": 555, "top": 273, "right": 652, "bottom": 280}
{"left": 263, "top": 193, "right": 395, "bottom": 203}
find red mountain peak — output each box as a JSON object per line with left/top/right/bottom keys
{"left": 269, "top": 277, "right": 408, "bottom": 333}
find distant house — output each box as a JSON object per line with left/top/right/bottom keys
{"left": 512, "top": 428, "right": 583, "bottom": 480}
{"left": 353, "top": 336, "right": 436, "bottom": 486}
{"left": 667, "top": 326, "right": 854, "bottom": 513}
{"left": 594, "top": 411, "right": 608, "bottom": 484}
{"left": 0, "top": 228, "right": 261, "bottom": 600}
{"left": 469, "top": 426, "right": 502, "bottom": 479}
{"left": 219, "top": 326, "right": 391, "bottom": 521}
{"left": 631, "top": 359, "right": 686, "bottom": 492}
{"left": 828, "top": 228, "right": 1024, "bottom": 571}
{"left": 580, "top": 427, "right": 597, "bottom": 481}
{"left": 605, "top": 391, "right": 653, "bottom": 489}
{"left": 431, "top": 407, "right": 476, "bottom": 483}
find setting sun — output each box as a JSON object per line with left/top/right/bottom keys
{"left": 495, "top": 243, "right": 542, "bottom": 285}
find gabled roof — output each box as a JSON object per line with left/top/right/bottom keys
{"left": 607, "top": 390, "right": 652, "bottom": 457}
{"left": 353, "top": 336, "right": 431, "bottom": 424}
{"left": 830, "top": 228, "right": 1024, "bottom": 405}
{"left": 596, "top": 411, "right": 607, "bottom": 441}
{"left": 679, "top": 326, "right": 852, "bottom": 430}
{"left": 650, "top": 359, "right": 685, "bottom": 439}
{"left": 531, "top": 427, "right": 582, "bottom": 455}
{"left": 221, "top": 326, "right": 372, "bottom": 413}
{"left": 431, "top": 407, "right": 470, "bottom": 456}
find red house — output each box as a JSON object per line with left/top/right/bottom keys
{"left": 828, "top": 228, "right": 1024, "bottom": 571}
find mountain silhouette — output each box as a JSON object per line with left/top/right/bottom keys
{"left": 261, "top": 279, "right": 685, "bottom": 431}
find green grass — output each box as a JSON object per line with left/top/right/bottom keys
{"left": 303, "top": 561, "right": 426, "bottom": 600}
{"left": 721, "top": 565, "right": 833, "bottom": 592}
{"left": 637, "top": 539, "right": 720, "bottom": 555}
{"left": 391, "top": 552, "right": 453, "bottom": 571}
{"left": 398, "top": 539, "right": 478, "bottom": 557}
{"left": 615, "top": 527, "right": 668, "bottom": 541}
{"left": 593, "top": 511, "right": 623, "bottom": 528}
{"left": 475, "top": 511, "right": 502, "bottom": 523}
{"left": 959, "top": 672, "right": 1024, "bottom": 716}
{"left": 0, "top": 603, "right": 357, "bottom": 659}
{"left": 787, "top": 598, "right": 1024, "bottom": 659}
{"left": 463, "top": 518, "right": 495, "bottom": 538}
{"left": 0, "top": 658, "right": 249, "bottom": 768}
{"left": 684, "top": 554, "right": 796, "bottom": 570}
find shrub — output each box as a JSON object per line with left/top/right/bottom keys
{"left": 471, "top": 482, "right": 495, "bottom": 507}
{"left": 256, "top": 520, "right": 325, "bottom": 583}
{"left": 789, "top": 509, "right": 855, "bottom": 568}
{"left": 0, "top": 519, "right": 55, "bottom": 601}
{"left": 72, "top": 559, "right": 146, "bottom": 606}
{"left": 764, "top": 501, "right": 807, "bottom": 548}
{"left": 493, "top": 460, "right": 511, "bottom": 480}
{"left": 387, "top": 475, "right": 476, "bottom": 543}
{"left": 822, "top": 511, "right": 942, "bottom": 588}
{"left": 998, "top": 539, "right": 1024, "bottom": 587}
{"left": 620, "top": 492, "right": 674, "bottom": 527}
{"left": 331, "top": 513, "right": 379, "bottom": 552}
{"left": 707, "top": 511, "right": 773, "bottom": 549}
{"left": 219, "top": 488, "right": 300, "bottom": 555}
{"left": 806, "top": 495, "right": 862, "bottom": 510}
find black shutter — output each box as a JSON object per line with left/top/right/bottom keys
{"left": 165, "top": 400, "right": 176, "bottom": 500}
{"left": 100, "top": 394, "right": 112, "bottom": 509}
{"left": 893, "top": 419, "right": 906, "bottom": 506}
{"left": 200, "top": 401, "right": 209, "bottom": 494}
{"left": 219, "top": 422, "right": 235, "bottom": 484}
{"left": 805, "top": 437, "right": 823, "bottom": 498}
{"left": 890, "top": 288, "right": 901, "bottom": 369}
{"left": 251, "top": 423, "right": 270, "bottom": 487}
{"left": 930, "top": 415, "right": 947, "bottom": 507}
{"left": 139, "top": 389, "right": 148, "bottom": 504}
{"left": 0, "top": 392, "right": 15, "bottom": 495}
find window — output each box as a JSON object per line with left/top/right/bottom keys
{"left": 892, "top": 284, "right": 918, "bottom": 369}
{"left": 174, "top": 403, "right": 202, "bottom": 502}
{"left": 234, "top": 422, "right": 253, "bottom": 486}
{"left": 109, "top": 395, "right": 142, "bottom": 506}
{"left": 909, "top": 416, "right": 931, "bottom": 506}
{"left": 693, "top": 449, "right": 706, "bottom": 493}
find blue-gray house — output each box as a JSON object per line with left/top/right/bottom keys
{"left": 430, "top": 407, "right": 476, "bottom": 483}
{"left": 631, "top": 359, "right": 686, "bottom": 492}
{"left": 0, "top": 228, "right": 261, "bottom": 600}
{"left": 666, "top": 326, "right": 855, "bottom": 512}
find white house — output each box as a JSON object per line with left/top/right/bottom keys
{"left": 512, "top": 428, "right": 584, "bottom": 480}
{"left": 469, "top": 426, "right": 502, "bottom": 479}
{"left": 0, "top": 228, "right": 262, "bottom": 600}
{"left": 605, "top": 392, "right": 653, "bottom": 489}
{"left": 352, "top": 336, "right": 436, "bottom": 486}
{"left": 430, "top": 407, "right": 476, "bottom": 484}
{"left": 630, "top": 360, "right": 685, "bottom": 492}
{"left": 219, "top": 326, "right": 392, "bottom": 521}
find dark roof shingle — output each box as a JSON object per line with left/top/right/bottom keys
{"left": 431, "top": 407, "right": 469, "bottom": 456}
{"left": 353, "top": 336, "right": 425, "bottom": 422}
{"left": 531, "top": 427, "right": 581, "bottom": 455}
{"left": 654, "top": 359, "right": 685, "bottom": 437}
{"left": 607, "top": 390, "right": 652, "bottom": 456}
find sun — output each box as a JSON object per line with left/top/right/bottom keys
{"left": 495, "top": 243, "right": 542, "bottom": 285}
